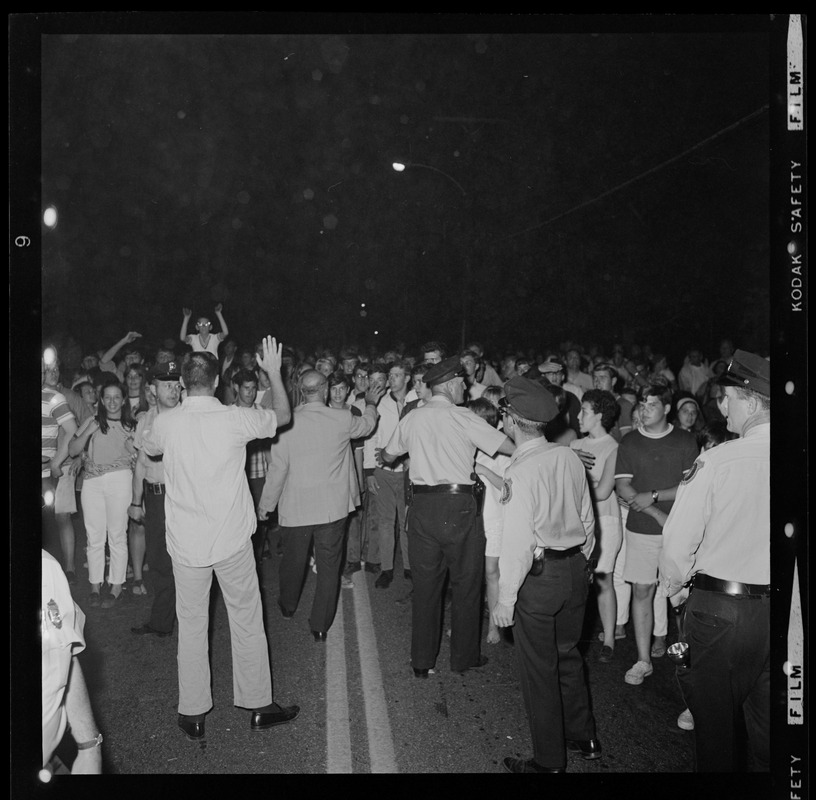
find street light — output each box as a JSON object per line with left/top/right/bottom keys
{"left": 392, "top": 160, "right": 471, "bottom": 348}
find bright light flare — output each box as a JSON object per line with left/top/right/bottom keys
{"left": 391, "top": 162, "right": 407, "bottom": 172}
{"left": 43, "top": 206, "right": 58, "bottom": 229}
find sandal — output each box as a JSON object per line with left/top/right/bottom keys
{"left": 101, "top": 588, "right": 126, "bottom": 609}
{"left": 131, "top": 579, "right": 147, "bottom": 596}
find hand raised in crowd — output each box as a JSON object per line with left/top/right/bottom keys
{"left": 182, "top": 307, "right": 192, "bottom": 317}
{"left": 364, "top": 381, "right": 386, "bottom": 406}
{"left": 214, "top": 303, "right": 223, "bottom": 314}
{"left": 256, "top": 335, "right": 283, "bottom": 375}
{"left": 124, "top": 331, "right": 142, "bottom": 343}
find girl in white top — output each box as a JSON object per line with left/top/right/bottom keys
{"left": 571, "top": 389, "right": 623, "bottom": 657}
{"left": 179, "top": 304, "right": 229, "bottom": 357}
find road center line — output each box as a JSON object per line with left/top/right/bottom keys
{"left": 325, "top": 593, "right": 352, "bottom": 773}
{"left": 351, "top": 571, "right": 399, "bottom": 773}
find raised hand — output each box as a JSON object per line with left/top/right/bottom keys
{"left": 214, "top": 303, "right": 223, "bottom": 314}
{"left": 125, "top": 331, "right": 143, "bottom": 343}
{"left": 183, "top": 307, "right": 192, "bottom": 317}
{"left": 257, "top": 335, "right": 283, "bottom": 374}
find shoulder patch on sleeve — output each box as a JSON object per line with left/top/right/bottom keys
{"left": 681, "top": 459, "right": 704, "bottom": 485}
{"left": 500, "top": 477, "right": 513, "bottom": 505}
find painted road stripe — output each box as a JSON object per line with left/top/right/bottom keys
{"left": 325, "top": 593, "right": 352, "bottom": 773}
{"left": 352, "top": 570, "right": 399, "bottom": 773}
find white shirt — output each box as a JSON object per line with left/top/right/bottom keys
{"left": 139, "top": 396, "right": 278, "bottom": 566}
{"left": 660, "top": 422, "right": 770, "bottom": 594}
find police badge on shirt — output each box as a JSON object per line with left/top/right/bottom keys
{"left": 500, "top": 477, "right": 513, "bottom": 504}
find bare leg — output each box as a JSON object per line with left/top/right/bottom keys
{"left": 485, "top": 556, "right": 501, "bottom": 644}
{"left": 631, "top": 582, "right": 656, "bottom": 664}
{"left": 595, "top": 572, "right": 617, "bottom": 649}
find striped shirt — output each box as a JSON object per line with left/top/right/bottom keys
{"left": 42, "top": 387, "right": 76, "bottom": 477}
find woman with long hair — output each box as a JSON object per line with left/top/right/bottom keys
{"left": 69, "top": 377, "right": 138, "bottom": 608}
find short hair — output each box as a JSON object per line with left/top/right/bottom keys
{"left": 481, "top": 385, "right": 506, "bottom": 409}
{"left": 411, "top": 363, "right": 430, "bottom": 381}
{"left": 182, "top": 351, "right": 219, "bottom": 391}
{"left": 468, "top": 397, "right": 498, "bottom": 428}
{"left": 231, "top": 368, "right": 259, "bottom": 387}
{"left": 327, "top": 371, "right": 353, "bottom": 391}
{"left": 730, "top": 384, "right": 771, "bottom": 410}
{"left": 639, "top": 383, "right": 673, "bottom": 407}
{"left": 581, "top": 389, "right": 620, "bottom": 433}
{"left": 420, "top": 341, "right": 446, "bottom": 358}
{"left": 697, "top": 420, "right": 736, "bottom": 451}
{"left": 368, "top": 361, "right": 388, "bottom": 378}
{"left": 353, "top": 364, "right": 371, "bottom": 378}
{"left": 388, "top": 358, "right": 413, "bottom": 376}
{"left": 459, "top": 349, "right": 480, "bottom": 362}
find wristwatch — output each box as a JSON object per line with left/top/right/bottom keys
{"left": 651, "top": 490, "right": 660, "bottom": 503}
{"left": 76, "top": 733, "right": 103, "bottom": 749}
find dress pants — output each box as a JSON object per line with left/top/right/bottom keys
{"left": 678, "top": 588, "right": 770, "bottom": 772}
{"left": 345, "top": 503, "right": 367, "bottom": 564}
{"left": 143, "top": 492, "right": 176, "bottom": 633}
{"left": 408, "top": 493, "right": 483, "bottom": 672}
{"left": 369, "top": 468, "right": 410, "bottom": 571}
{"left": 278, "top": 517, "right": 347, "bottom": 633}
{"left": 514, "top": 552, "right": 596, "bottom": 770}
{"left": 173, "top": 540, "right": 272, "bottom": 715}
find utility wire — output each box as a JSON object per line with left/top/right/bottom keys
{"left": 505, "top": 104, "right": 769, "bottom": 240}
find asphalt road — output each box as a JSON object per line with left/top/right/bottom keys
{"left": 45, "top": 523, "right": 704, "bottom": 776}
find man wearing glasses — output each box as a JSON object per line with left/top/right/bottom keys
{"left": 614, "top": 384, "right": 699, "bottom": 686}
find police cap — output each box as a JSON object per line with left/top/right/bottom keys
{"left": 423, "top": 355, "right": 465, "bottom": 387}
{"left": 148, "top": 360, "right": 181, "bottom": 382}
{"left": 504, "top": 376, "right": 560, "bottom": 422}
{"left": 715, "top": 349, "right": 770, "bottom": 397}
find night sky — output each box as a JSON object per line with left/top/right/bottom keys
{"left": 34, "top": 15, "right": 772, "bottom": 366}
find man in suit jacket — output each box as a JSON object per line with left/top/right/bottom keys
{"left": 259, "top": 369, "right": 384, "bottom": 641}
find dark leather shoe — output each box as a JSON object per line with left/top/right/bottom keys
{"left": 403, "top": 569, "right": 412, "bottom": 581}
{"left": 503, "top": 756, "right": 564, "bottom": 773}
{"left": 131, "top": 623, "right": 171, "bottom": 638}
{"left": 565, "top": 738, "right": 602, "bottom": 760}
{"left": 413, "top": 668, "right": 429, "bottom": 679}
{"left": 312, "top": 630, "right": 327, "bottom": 642}
{"left": 375, "top": 569, "right": 393, "bottom": 588}
{"left": 178, "top": 715, "right": 205, "bottom": 741}
{"left": 364, "top": 562, "right": 381, "bottom": 574}
{"left": 451, "top": 655, "right": 489, "bottom": 675}
{"left": 250, "top": 704, "right": 300, "bottom": 730}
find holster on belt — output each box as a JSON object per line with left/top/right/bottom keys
{"left": 471, "top": 472, "right": 485, "bottom": 516}
{"left": 405, "top": 478, "right": 414, "bottom": 507}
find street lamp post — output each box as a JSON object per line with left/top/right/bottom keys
{"left": 392, "top": 161, "right": 471, "bottom": 350}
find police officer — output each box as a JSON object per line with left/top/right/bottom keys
{"left": 659, "top": 350, "right": 770, "bottom": 772}
{"left": 492, "top": 377, "right": 598, "bottom": 773}
{"left": 379, "top": 356, "right": 514, "bottom": 677}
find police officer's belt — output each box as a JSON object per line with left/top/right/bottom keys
{"left": 539, "top": 545, "right": 583, "bottom": 560}
{"left": 411, "top": 483, "right": 475, "bottom": 495}
{"left": 145, "top": 482, "right": 166, "bottom": 495}
{"left": 693, "top": 573, "right": 770, "bottom": 597}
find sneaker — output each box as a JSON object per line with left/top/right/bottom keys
{"left": 677, "top": 708, "right": 695, "bottom": 731}
{"left": 624, "top": 660, "right": 654, "bottom": 685}
{"left": 650, "top": 635, "right": 667, "bottom": 659}
{"left": 341, "top": 574, "right": 354, "bottom": 589}
{"left": 597, "top": 645, "right": 614, "bottom": 663}
{"left": 375, "top": 569, "right": 393, "bottom": 589}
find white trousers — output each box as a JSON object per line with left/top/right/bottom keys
{"left": 81, "top": 470, "right": 132, "bottom": 585}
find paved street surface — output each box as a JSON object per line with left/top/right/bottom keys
{"left": 44, "top": 522, "right": 710, "bottom": 776}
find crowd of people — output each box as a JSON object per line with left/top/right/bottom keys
{"left": 41, "top": 307, "right": 769, "bottom": 775}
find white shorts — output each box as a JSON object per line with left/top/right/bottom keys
{"left": 622, "top": 529, "right": 663, "bottom": 585}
